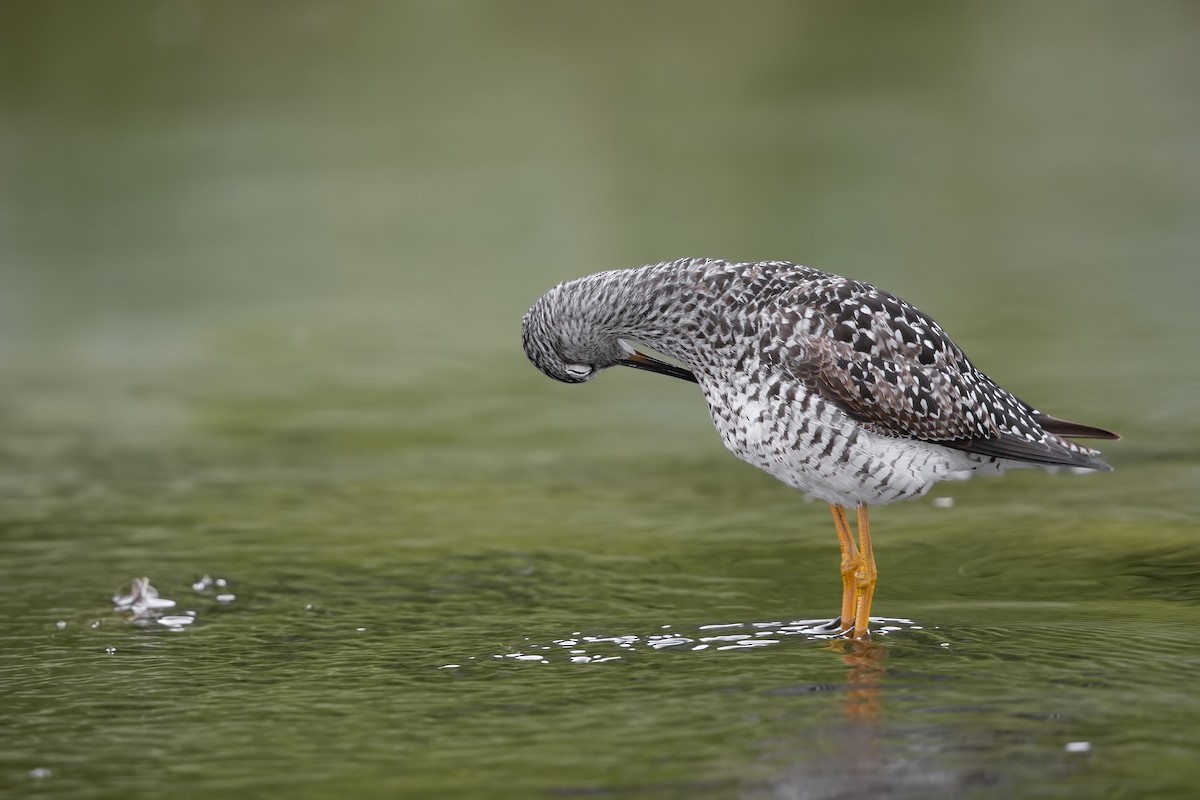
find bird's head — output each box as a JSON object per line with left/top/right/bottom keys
{"left": 521, "top": 281, "right": 697, "bottom": 385}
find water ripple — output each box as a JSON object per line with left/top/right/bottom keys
{"left": 483, "top": 617, "right": 930, "bottom": 666}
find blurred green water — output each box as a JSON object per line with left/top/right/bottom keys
{"left": 2, "top": 2, "right": 1199, "bottom": 798}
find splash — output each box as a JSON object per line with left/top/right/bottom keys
{"left": 111, "top": 576, "right": 233, "bottom": 631}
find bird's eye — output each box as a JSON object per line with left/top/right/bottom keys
{"left": 564, "top": 364, "right": 592, "bottom": 378}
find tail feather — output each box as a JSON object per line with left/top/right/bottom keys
{"left": 1032, "top": 413, "right": 1120, "bottom": 441}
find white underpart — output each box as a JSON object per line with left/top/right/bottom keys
{"left": 700, "top": 368, "right": 1036, "bottom": 507}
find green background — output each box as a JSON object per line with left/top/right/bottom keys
{"left": 2, "top": 2, "right": 1198, "bottom": 798}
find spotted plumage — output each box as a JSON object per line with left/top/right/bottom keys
{"left": 522, "top": 257, "right": 1118, "bottom": 636}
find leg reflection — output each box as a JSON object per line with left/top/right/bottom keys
{"left": 826, "top": 638, "right": 887, "bottom": 725}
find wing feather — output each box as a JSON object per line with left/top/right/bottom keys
{"left": 762, "top": 278, "right": 1114, "bottom": 470}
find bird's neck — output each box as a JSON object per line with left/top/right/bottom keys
{"left": 569, "top": 261, "right": 709, "bottom": 366}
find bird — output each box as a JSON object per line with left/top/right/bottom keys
{"left": 521, "top": 258, "right": 1118, "bottom": 638}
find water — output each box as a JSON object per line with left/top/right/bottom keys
{"left": 2, "top": 2, "right": 1200, "bottom": 797}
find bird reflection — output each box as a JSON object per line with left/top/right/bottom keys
{"left": 819, "top": 636, "right": 890, "bottom": 782}
{"left": 828, "top": 637, "right": 888, "bottom": 725}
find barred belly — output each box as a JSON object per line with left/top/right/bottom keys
{"left": 701, "top": 371, "right": 963, "bottom": 507}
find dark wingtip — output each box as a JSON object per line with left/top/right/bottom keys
{"left": 949, "top": 434, "right": 1114, "bottom": 472}
{"left": 1033, "top": 413, "right": 1120, "bottom": 441}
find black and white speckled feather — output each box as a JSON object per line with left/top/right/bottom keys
{"left": 522, "top": 258, "right": 1117, "bottom": 507}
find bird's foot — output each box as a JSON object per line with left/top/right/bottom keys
{"left": 816, "top": 613, "right": 875, "bottom": 640}
{"left": 813, "top": 617, "right": 854, "bottom": 637}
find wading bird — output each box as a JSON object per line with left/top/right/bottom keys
{"left": 521, "top": 258, "right": 1117, "bottom": 638}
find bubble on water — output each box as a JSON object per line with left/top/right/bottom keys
{"left": 1065, "top": 741, "right": 1092, "bottom": 753}
{"left": 30, "top": 767, "right": 52, "bottom": 780}
{"left": 192, "top": 575, "right": 214, "bottom": 592}
{"left": 215, "top": 594, "right": 235, "bottom": 603}
{"left": 55, "top": 620, "right": 67, "bottom": 630}
{"left": 104, "top": 647, "right": 117, "bottom": 655}
{"left": 439, "top": 664, "right": 460, "bottom": 669}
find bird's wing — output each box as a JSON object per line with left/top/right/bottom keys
{"left": 763, "top": 277, "right": 1114, "bottom": 470}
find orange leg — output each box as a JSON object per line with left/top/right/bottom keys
{"left": 830, "top": 504, "right": 859, "bottom": 633}
{"left": 852, "top": 504, "right": 877, "bottom": 639}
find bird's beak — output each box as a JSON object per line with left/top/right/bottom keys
{"left": 617, "top": 349, "right": 698, "bottom": 384}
